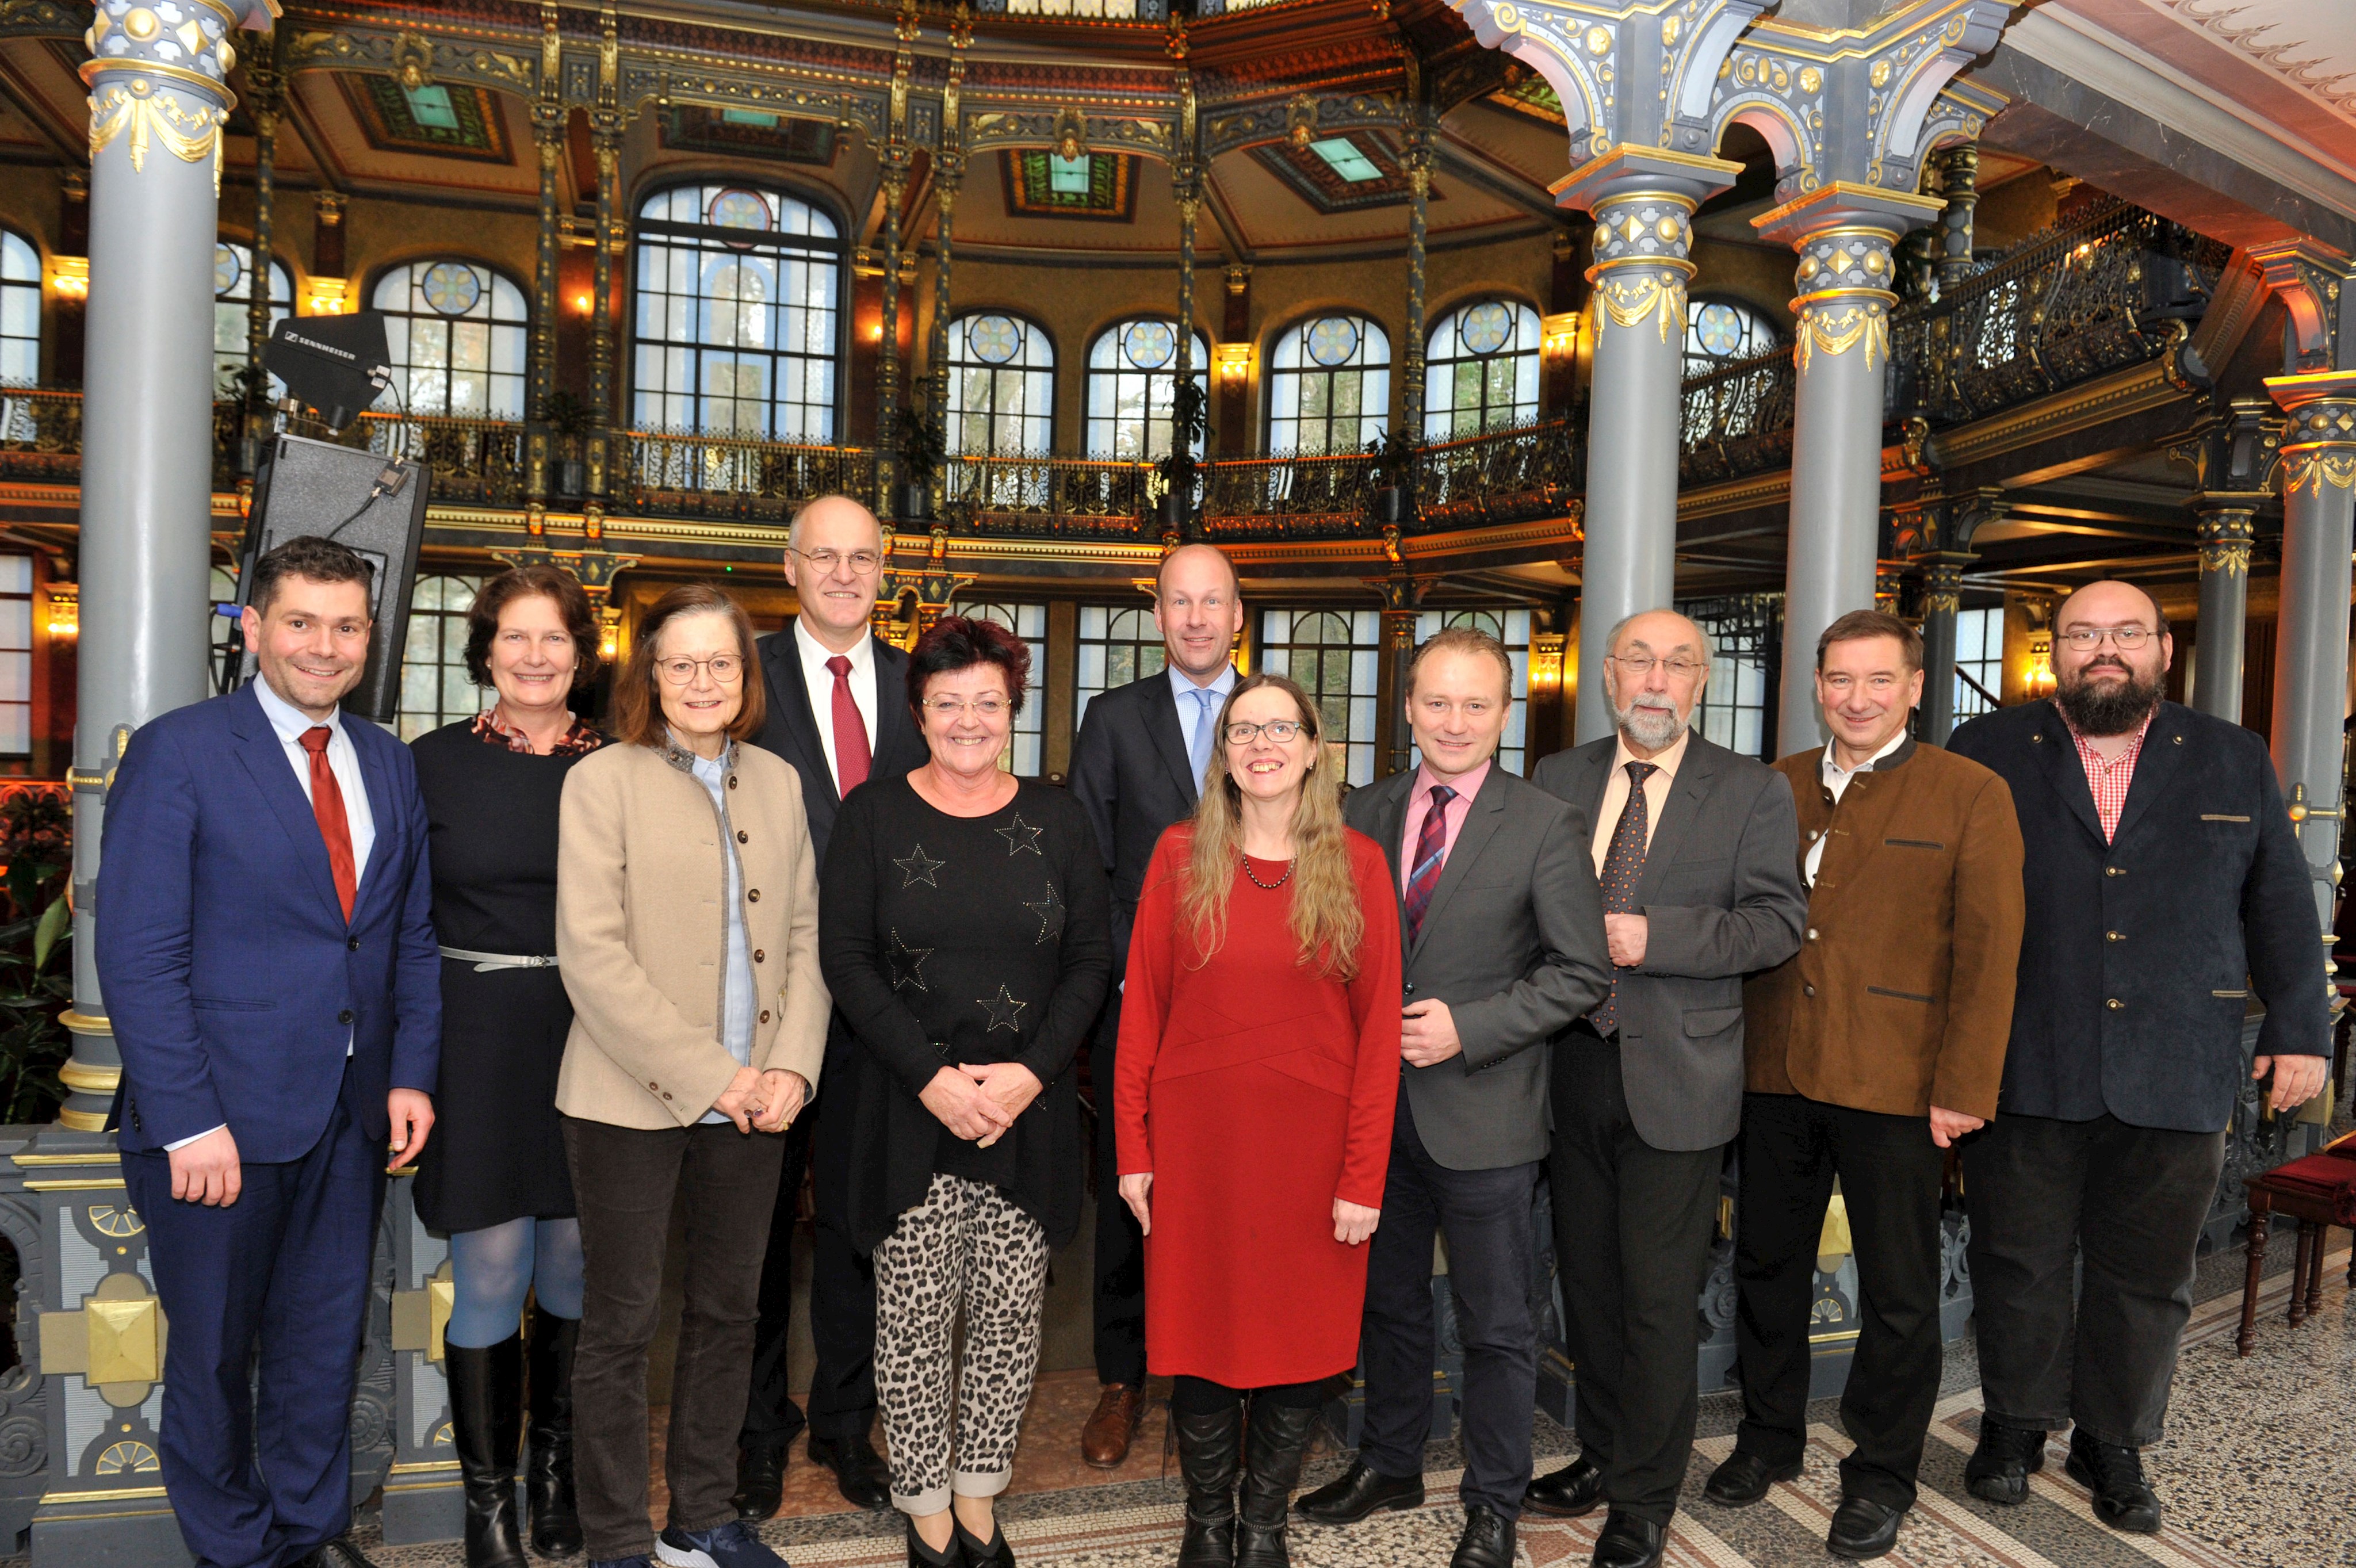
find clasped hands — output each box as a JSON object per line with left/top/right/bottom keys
{"left": 1119, "top": 1173, "right": 1379, "bottom": 1246}
{"left": 713, "top": 1065, "right": 810, "bottom": 1134}
{"left": 921, "top": 1061, "right": 1044, "bottom": 1148}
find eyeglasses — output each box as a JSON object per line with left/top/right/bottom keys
{"left": 1225, "top": 720, "right": 1306, "bottom": 745}
{"left": 2059, "top": 626, "right": 2154, "bottom": 651}
{"left": 1609, "top": 653, "right": 1707, "bottom": 679}
{"left": 923, "top": 695, "right": 1010, "bottom": 720}
{"left": 791, "top": 547, "right": 884, "bottom": 576}
{"left": 656, "top": 655, "right": 743, "bottom": 685}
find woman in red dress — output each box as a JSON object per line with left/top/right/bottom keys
{"left": 1115, "top": 672, "right": 1403, "bottom": 1568}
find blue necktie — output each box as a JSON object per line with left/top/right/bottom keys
{"left": 1190, "top": 686, "right": 1219, "bottom": 790}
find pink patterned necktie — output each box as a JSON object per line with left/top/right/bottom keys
{"left": 1401, "top": 784, "right": 1456, "bottom": 943}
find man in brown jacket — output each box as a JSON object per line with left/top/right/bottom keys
{"left": 1704, "top": 610, "right": 2024, "bottom": 1562}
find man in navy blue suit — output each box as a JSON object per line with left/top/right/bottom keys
{"left": 97, "top": 534, "right": 442, "bottom": 1568}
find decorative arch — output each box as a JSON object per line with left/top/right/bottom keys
{"left": 367, "top": 259, "right": 529, "bottom": 419}
{"left": 629, "top": 179, "right": 848, "bottom": 441}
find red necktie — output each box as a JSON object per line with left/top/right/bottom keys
{"left": 1401, "top": 784, "right": 1456, "bottom": 943}
{"left": 299, "top": 726, "right": 358, "bottom": 923}
{"left": 827, "top": 655, "right": 871, "bottom": 796}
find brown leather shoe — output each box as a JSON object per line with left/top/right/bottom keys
{"left": 1083, "top": 1383, "right": 1144, "bottom": 1468}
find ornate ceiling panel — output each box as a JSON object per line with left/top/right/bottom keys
{"left": 335, "top": 73, "right": 515, "bottom": 163}
{"left": 999, "top": 149, "right": 1138, "bottom": 219}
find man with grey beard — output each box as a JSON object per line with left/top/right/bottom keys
{"left": 1946, "top": 580, "right": 2326, "bottom": 1535}
{"left": 1528, "top": 610, "right": 1806, "bottom": 1568}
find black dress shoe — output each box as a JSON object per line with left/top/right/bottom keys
{"left": 2064, "top": 1431, "right": 2162, "bottom": 1533}
{"left": 1703, "top": 1450, "right": 1801, "bottom": 1508}
{"left": 1826, "top": 1496, "right": 1903, "bottom": 1560}
{"left": 955, "top": 1516, "right": 1017, "bottom": 1567}
{"left": 1292, "top": 1460, "right": 1425, "bottom": 1525}
{"left": 905, "top": 1516, "right": 965, "bottom": 1567}
{"left": 1963, "top": 1420, "right": 2047, "bottom": 1505}
{"left": 1524, "top": 1454, "right": 1605, "bottom": 1518}
{"left": 294, "top": 1541, "right": 380, "bottom": 1568}
{"left": 809, "top": 1430, "right": 894, "bottom": 1511}
{"left": 733, "top": 1443, "right": 787, "bottom": 1521}
{"left": 1590, "top": 1510, "right": 1665, "bottom": 1568}
{"left": 1451, "top": 1502, "right": 1515, "bottom": 1568}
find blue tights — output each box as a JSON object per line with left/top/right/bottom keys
{"left": 445, "top": 1216, "right": 586, "bottom": 1349}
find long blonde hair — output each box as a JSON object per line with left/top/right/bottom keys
{"left": 1178, "top": 673, "right": 1366, "bottom": 980}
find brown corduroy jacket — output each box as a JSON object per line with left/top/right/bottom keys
{"left": 1742, "top": 735, "right": 2024, "bottom": 1121}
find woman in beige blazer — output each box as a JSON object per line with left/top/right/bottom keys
{"left": 555, "top": 582, "right": 828, "bottom": 1568}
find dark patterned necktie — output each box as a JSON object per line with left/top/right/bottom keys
{"left": 1401, "top": 783, "right": 1456, "bottom": 943}
{"left": 1589, "top": 760, "right": 1657, "bottom": 1037}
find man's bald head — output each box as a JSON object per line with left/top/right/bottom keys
{"left": 2055, "top": 579, "right": 2168, "bottom": 641}
{"left": 788, "top": 493, "right": 886, "bottom": 557}
{"left": 1156, "top": 543, "right": 1241, "bottom": 603}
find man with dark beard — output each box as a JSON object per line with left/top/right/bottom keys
{"left": 1528, "top": 609, "right": 1806, "bottom": 1568}
{"left": 1946, "top": 580, "right": 2327, "bottom": 1535}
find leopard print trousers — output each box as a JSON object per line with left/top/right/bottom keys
{"left": 871, "top": 1173, "right": 1051, "bottom": 1515}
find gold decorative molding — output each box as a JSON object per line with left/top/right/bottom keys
{"left": 86, "top": 82, "right": 230, "bottom": 193}
{"left": 39, "top": 1270, "right": 166, "bottom": 1406}
{"left": 2282, "top": 449, "right": 2356, "bottom": 498}
{"left": 1794, "top": 303, "right": 1890, "bottom": 373}
{"left": 1594, "top": 274, "right": 1688, "bottom": 343}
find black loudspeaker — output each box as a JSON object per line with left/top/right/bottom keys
{"left": 238, "top": 433, "right": 430, "bottom": 725}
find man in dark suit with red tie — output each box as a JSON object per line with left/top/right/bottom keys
{"left": 98, "top": 536, "right": 442, "bottom": 1568}
{"left": 737, "top": 494, "right": 928, "bottom": 1516}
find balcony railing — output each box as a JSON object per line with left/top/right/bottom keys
{"left": 0, "top": 388, "right": 81, "bottom": 484}
{"left": 622, "top": 427, "right": 876, "bottom": 523}
{"left": 945, "top": 453, "right": 1155, "bottom": 538}
{"left": 1413, "top": 417, "right": 1585, "bottom": 530}
{"left": 1680, "top": 350, "right": 1796, "bottom": 488}
{"left": 1200, "top": 449, "right": 1370, "bottom": 538}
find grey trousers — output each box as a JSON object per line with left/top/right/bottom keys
{"left": 1961, "top": 1111, "right": 2225, "bottom": 1448}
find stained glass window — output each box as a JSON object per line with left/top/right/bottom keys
{"left": 1085, "top": 318, "right": 1210, "bottom": 460}
{"left": 1424, "top": 300, "right": 1540, "bottom": 437}
{"left": 213, "top": 240, "right": 292, "bottom": 396}
{"left": 371, "top": 261, "right": 528, "bottom": 418}
{"left": 946, "top": 313, "right": 1054, "bottom": 456}
{"left": 1684, "top": 298, "right": 1779, "bottom": 375}
{"left": 1267, "top": 314, "right": 1391, "bottom": 455}
{"left": 632, "top": 183, "right": 844, "bottom": 441}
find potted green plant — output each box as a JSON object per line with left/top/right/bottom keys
{"left": 893, "top": 404, "right": 945, "bottom": 522}
{"left": 1154, "top": 376, "right": 1213, "bottom": 532}
{"left": 1365, "top": 427, "right": 1417, "bottom": 525}
{"left": 542, "top": 391, "right": 591, "bottom": 498}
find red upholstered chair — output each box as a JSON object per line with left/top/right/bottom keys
{"left": 2237, "top": 1130, "right": 2356, "bottom": 1357}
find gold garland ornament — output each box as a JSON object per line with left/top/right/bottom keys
{"left": 1596, "top": 274, "right": 1687, "bottom": 345}
{"left": 87, "top": 84, "right": 229, "bottom": 195}
{"left": 2281, "top": 448, "right": 2356, "bottom": 499}
{"left": 1795, "top": 304, "right": 1890, "bottom": 374}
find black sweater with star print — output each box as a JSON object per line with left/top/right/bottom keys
{"left": 821, "top": 772, "right": 1113, "bottom": 1253}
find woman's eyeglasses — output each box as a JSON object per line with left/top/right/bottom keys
{"left": 1225, "top": 720, "right": 1305, "bottom": 745}
{"left": 656, "top": 655, "right": 743, "bottom": 685}
{"left": 923, "top": 695, "right": 1010, "bottom": 720}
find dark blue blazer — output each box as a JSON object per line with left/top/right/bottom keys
{"left": 95, "top": 682, "right": 442, "bottom": 1161}
{"left": 1947, "top": 698, "right": 2327, "bottom": 1133}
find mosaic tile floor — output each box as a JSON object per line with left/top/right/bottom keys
{"left": 335, "top": 1237, "right": 2351, "bottom": 1567}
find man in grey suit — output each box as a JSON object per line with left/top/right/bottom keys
{"left": 1527, "top": 609, "right": 1807, "bottom": 1568}
{"left": 1299, "top": 628, "right": 1611, "bottom": 1568}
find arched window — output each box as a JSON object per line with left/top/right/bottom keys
{"left": 945, "top": 313, "right": 1054, "bottom": 456}
{"left": 1259, "top": 608, "right": 1380, "bottom": 786}
{"left": 1, "top": 231, "right": 39, "bottom": 387}
{"left": 213, "top": 240, "right": 292, "bottom": 396}
{"left": 372, "top": 261, "right": 529, "bottom": 419}
{"left": 1266, "top": 314, "right": 1391, "bottom": 455}
{"left": 1085, "top": 318, "right": 1209, "bottom": 461}
{"left": 398, "top": 572, "right": 489, "bottom": 741}
{"left": 1684, "top": 298, "right": 1780, "bottom": 374}
{"left": 631, "top": 183, "right": 845, "bottom": 441}
{"left": 1425, "top": 300, "right": 1540, "bottom": 436}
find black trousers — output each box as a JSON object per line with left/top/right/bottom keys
{"left": 741, "top": 1036, "right": 880, "bottom": 1449}
{"left": 1731, "top": 1093, "right": 1946, "bottom": 1510}
{"left": 566, "top": 1115, "right": 785, "bottom": 1561}
{"left": 1962, "top": 1111, "right": 2224, "bottom": 1448}
{"left": 1091, "top": 994, "right": 1148, "bottom": 1388}
{"left": 1359, "top": 1085, "right": 1542, "bottom": 1518}
{"left": 1548, "top": 1031, "right": 1723, "bottom": 1527}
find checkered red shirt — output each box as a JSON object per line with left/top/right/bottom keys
{"left": 2059, "top": 702, "right": 2154, "bottom": 843}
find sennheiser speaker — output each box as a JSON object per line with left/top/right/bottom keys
{"left": 238, "top": 433, "right": 430, "bottom": 725}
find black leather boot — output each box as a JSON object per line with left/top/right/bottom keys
{"left": 1173, "top": 1403, "right": 1245, "bottom": 1567}
{"left": 447, "top": 1335, "right": 528, "bottom": 1568}
{"left": 1236, "top": 1398, "right": 1319, "bottom": 1568}
{"left": 525, "top": 1310, "right": 584, "bottom": 1557}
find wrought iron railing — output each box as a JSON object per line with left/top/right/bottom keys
{"left": 1679, "top": 350, "right": 1796, "bottom": 488}
{"left": 1199, "top": 449, "right": 1371, "bottom": 538}
{"left": 621, "top": 427, "right": 876, "bottom": 524}
{"left": 1413, "top": 417, "right": 1585, "bottom": 530}
{"left": 0, "top": 387, "right": 81, "bottom": 484}
{"left": 944, "top": 452, "right": 1153, "bottom": 538}
{"left": 354, "top": 412, "right": 528, "bottom": 508}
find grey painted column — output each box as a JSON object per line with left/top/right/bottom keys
{"left": 1915, "top": 553, "right": 1973, "bottom": 744}
{"left": 1759, "top": 188, "right": 1942, "bottom": 751}
{"left": 63, "top": 0, "right": 246, "bottom": 1136}
{"left": 2192, "top": 507, "right": 2255, "bottom": 723}
{"left": 2266, "top": 373, "right": 2356, "bottom": 951}
{"left": 1554, "top": 151, "right": 1738, "bottom": 744}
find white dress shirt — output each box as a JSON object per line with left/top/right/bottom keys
{"left": 1168, "top": 661, "right": 1238, "bottom": 781}
{"left": 1803, "top": 728, "right": 1908, "bottom": 885}
{"left": 794, "top": 617, "right": 877, "bottom": 796}
{"left": 170, "top": 677, "right": 378, "bottom": 1151}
